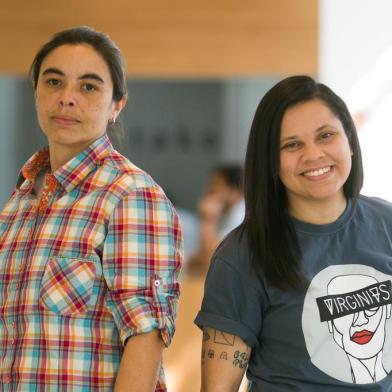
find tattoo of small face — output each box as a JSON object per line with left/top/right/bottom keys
{"left": 233, "top": 350, "right": 249, "bottom": 369}
{"left": 213, "top": 330, "right": 235, "bottom": 346}
{"left": 203, "top": 329, "right": 211, "bottom": 342}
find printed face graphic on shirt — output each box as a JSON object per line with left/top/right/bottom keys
{"left": 302, "top": 265, "right": 392, "bottom": 385}
{"left": 318, "top": 275, "right": 391, "bottom": 380}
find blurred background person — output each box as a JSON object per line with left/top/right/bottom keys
{"left": 187, "top": 164, "right": 244, "bottom": 275}
{"left": 167, "top": 193, "right": 200, "bottom": 269}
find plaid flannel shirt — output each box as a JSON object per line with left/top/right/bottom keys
{"left": 0, "top": 134, "right": 183, "bottom": 391}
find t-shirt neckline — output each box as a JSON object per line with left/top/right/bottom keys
{"left": 291, "top": 199, "right": 354, "bottom": 235}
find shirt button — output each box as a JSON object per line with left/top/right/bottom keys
{"left": 153, "top": 279, "right": 161, "bottom": 287}
{"left": 12, "top": 322, "right": 16, "bottom": 329}
{"left": 11, "top": 338, "right": 15, "bottom": 345}
{"left": 4, "top": 375, "right": 11, "bottom": 383}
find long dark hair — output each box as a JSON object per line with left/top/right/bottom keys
{"left": 242, "top": 75, "right": 363, "bottom": 290}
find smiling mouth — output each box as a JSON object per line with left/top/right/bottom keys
{"left": 303, "top": 166, "right": 331, "bottom": 177}
{"left": 351, "top": 330, "right": 374, "bottom": 345}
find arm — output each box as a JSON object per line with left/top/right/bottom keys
{"left": 115, "top": 329, "right": 164, "bottom": 392}
{"left": 104, "top": 187, "right": 182, "bottom": 390}
{"left": 201, "top": 327, "right": 251, "bottom": 392}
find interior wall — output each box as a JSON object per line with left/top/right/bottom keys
{"left": 0, "top": 0, "right": 318, "bottom": 77}
{"left": 319, "top": 0, "right": 392, "bottom": 201}
{"left": 122, "top": 80, "right": 224, "bottom": 210}
{"left": 319, "top": 0, "right": 392, "bottom": 96}
{"left": 220, "top": 78, "right": 278, "bottom": 163}
{"left": 0, "top": 78, "right": 44, "bottom": 208}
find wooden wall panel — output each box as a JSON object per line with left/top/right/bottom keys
{"left": 0, "top": 0, "right": 318, "bottom": 77}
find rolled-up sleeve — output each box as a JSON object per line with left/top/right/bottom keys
{"left": 195, "top": 256, "right": 263, "bottom": 348}
{"left": 103, "top": 186, "right": 183, "bottom": 346}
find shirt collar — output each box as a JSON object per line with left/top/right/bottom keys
{"left": 54, "top": 134, "right": 114, "bottom": 193}
{"left": 21, "top": 147, "right": 51, "bottom": 185}
{"left": 19, "top": 134, "right": 114, "bottom": 193}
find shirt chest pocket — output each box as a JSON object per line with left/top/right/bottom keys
{"left": 39, "top": 257, "right": 96, "bottom": 316}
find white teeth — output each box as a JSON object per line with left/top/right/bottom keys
{"left": 304, "top": 167, "right": 331, "bottom": 177}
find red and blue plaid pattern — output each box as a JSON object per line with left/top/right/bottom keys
{"left": 0, "top": 134, "right": 183, "bottom": 390}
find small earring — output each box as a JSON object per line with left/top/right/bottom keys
{"left": 108, "top": 117, "right": 116, "bottom": 125}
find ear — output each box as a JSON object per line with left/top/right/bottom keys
{"left": 111, "top": 95, "right": 127, "bottom": 121}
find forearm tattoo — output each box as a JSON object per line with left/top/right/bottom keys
{"left": 213, "top": 330, "right": 235, "bottom": 346}
{"left": 202, "top": 329, "right": 250, "bottom": 370}
{"left": 232, "top": 349, "right": 249, "bottom": 369}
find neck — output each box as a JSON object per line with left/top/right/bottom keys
{"left": 288, "top": 193, "right": 348, "bottom": 225}
{"left": 49, "top": 145, "right": 77, "bottom": 172}
{"left": 48, "top": 139, "right": 96, "bottom": 172}
{"left": 347, "top": 352, "right": 386, "bottom": 383}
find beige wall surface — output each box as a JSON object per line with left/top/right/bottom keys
{"left": 0, "top": 0, "right": 317, "bottom": 77}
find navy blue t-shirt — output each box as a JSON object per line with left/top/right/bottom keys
{"left": 195, "top": 196, "right": 392, "bottom": 391}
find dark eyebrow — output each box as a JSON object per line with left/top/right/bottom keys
{"left": 280, "top": 124, "right": 336, "bottom": 143}
{"left": 315, "top": 125, "right": 334, "bottom": 133}
{"left": 41, "top": 68, "right": 104, "bottom": 84}
{"left": 79, "top": 73, "right": 104, "bottom": 84}
{"left": 42, "top": 67, "right": 64, "bottom": 77}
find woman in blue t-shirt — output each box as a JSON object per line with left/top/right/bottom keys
{"left": 195, "top": 76, "right": 392, "bottom": 391}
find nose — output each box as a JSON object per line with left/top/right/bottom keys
{"left": 58, "top": 87, "right": 76, "bottom": 107}
{"left": 302, "top": 143, "right": 325, "bottom": 162}
{"left": 352, "top": 310, "right": 369, "bottom": 327}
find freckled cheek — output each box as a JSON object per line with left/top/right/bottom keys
{"left": 85, "top": 102, "right": 106, "bottom": 119}
{"left": 35, "top": 96, "right": 55, "bottom": 117}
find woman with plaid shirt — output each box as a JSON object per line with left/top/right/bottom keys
{"left": 0, "top": 26, "right": 182, "bottom": 391}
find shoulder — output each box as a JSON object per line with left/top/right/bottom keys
{"left": 90, "top": 150, "right": 176, "bottom": 219}
{"left": 213, "top": 227, "right": 252, "bottom": 274}
{"left": 96, "top": 150, "right": 165, "bottom": 196}
{"left": 356, "top": 195, "right": 392, "bottom": 220}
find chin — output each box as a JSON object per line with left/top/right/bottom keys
{"left": 307, "top": 187, "right": 344, "bottom": 202}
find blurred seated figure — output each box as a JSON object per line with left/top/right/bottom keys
{"left": 165, "top": 193, "right": 199, "bottom": 268}
{"left": 187, "top": 164, "right": 244, "bottom": 275}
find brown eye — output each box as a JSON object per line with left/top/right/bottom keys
{"left": 47, "top": 78, "right": 61, "bottom": 87}
{"left": 320, "top": 132, "right": 333, "bottom": 140}
{"left": 282, "top": 141, "right": 301, "bottom": 151}
{"left": 82, "top": 83, "right": 96, "bottom": 92}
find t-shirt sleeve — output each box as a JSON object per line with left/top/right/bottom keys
{"left": 102, "top": 186, "right": 183, "bottom": 347}
{"left": 194, "top": 255, "right": 263, "bottom": 348}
